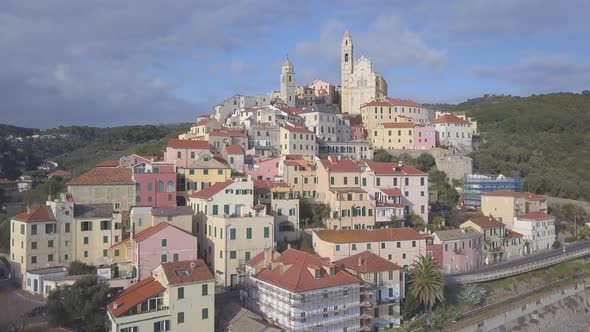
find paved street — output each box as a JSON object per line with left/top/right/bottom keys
{"left": 453, "top": 239, "right": 590, "bottom": 277}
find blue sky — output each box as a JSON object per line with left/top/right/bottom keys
{"left": 1, "top": 0, "right": 590, "bottom": 128}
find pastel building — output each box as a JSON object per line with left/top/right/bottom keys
{"left": 244, "top": 157, "right": 281, "bottom": 181}
{"left": 180, "top": 117, "right": 222, "bottom": 140}
{"left": 243, "top": 248, "right": 361, "bottom": 332}
{"left": 130, "top": 222, "right": 198, "bottom": 281}
{"left": 312, "top": 228, "right": 427, "bottom": 268}
{"left": 334, "top": 250, "right": 404, "bottom": 329}
{"left": 129, "top": 206, "right": 193, "bottom": 237}
{"left": 481, "top": 190, "right": 547, "bottom": 229}
{"left": 432, "top": 114, "right": 473, "bottom": 152}
{"left": 208, "top": 130, "right": 248, "bottom": 153}
{"left": 213, "top": 94, "right": 269, "bottom": 122}
{"left": 371, "top": 122, "right": 415, "bottom": 150}
{"left": 279, "top": 123, "right": 318, "bottom": 157}
{"left": 132, "top": 161, "right": 177, "bottom": 208}
{"left": 414, "top": 125, "right": 436, "bottom": 150}
{"left": 299, "top": 103, "right": 351, "bottom": 142}
{"left": 360, "top": 161, "right": 429, "bottom": 223}
{"left": 164, "top": 139, "right": 210, "bottom": 170}
{"left": 248, "top": 123, "right": 280, "bottom": 157}
{"left": 107, "top": 260, "right": 215, "bottom": 332}
{"left": 460, "top": 216, "right": 525, "bottom": 264}
{"left": 323, "top": 140, "right": 374, "bottom": 161}
{"left": 513, "top": 211, "right": 556, "bottom": 254}
{"left": 317, "top": 157, "right": 376, "bottom": 230}
{"left": 350, "top": 125, "right": 365, "bottom": 140}
{"left": 67, "top": 167, "right": 135, "bottom": 214}
{"left": 183, "top": 152, "right": 231, "bottom": 193}
{"left": 361, "top": 98, "right": 433, "bottom": 130}
{"left": 307, "top": 79, "right": 338, "bottom": 105}
{"left": 279, "top": 156, "right": 317, "bottom": 200}
{"left": 427, "top": 227, "right": 482, "bottom": 274}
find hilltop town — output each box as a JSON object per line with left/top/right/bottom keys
{"left": 1, "top": 31, "right": 589, "bottom": 332}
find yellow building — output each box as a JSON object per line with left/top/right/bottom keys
{"left": 371, "top": 122, "right": 415, "bottom": 150}
{"left": 361, "top": 97, "right": 432, "bottom": 134}
{"left": 179, "top": 116, "right": 222, "bottom": 140}
{"left": 481, "top": 190, "right": 547, "bottom": 229}
{"left": 184, "top": 153, "right": 231, "bottom": 193}
{"left": 280, "top": 155, "right": 317, "bottom": 200}
{"left": 460, "top": 216, "right": 525, "bottom": 264}
{"left": 317, "top": 156, "right": 376, "bottom": 230}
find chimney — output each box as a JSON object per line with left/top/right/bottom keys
{"left": 461, "top": 228, "right": 466, "bottom": 234}
{"left": 287, "top": 243, "right": 291, "bottom": 249}
{"left": 263, "top": 247, "right": 273, "bottom": 266}
{"left": 357, "top": 256, "right": 363, "bottom": 267}
{"left": 190, "top": 261, "right": 196, "bottom": 269}
{"left": 113, "top": 303, "right": 119, "bottom": 310}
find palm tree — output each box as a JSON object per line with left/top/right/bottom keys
{"left": 408, "top": 254, "right": 445, "bottom": 312}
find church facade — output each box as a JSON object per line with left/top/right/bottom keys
{"left": 341, "top": 31, "right": 388, "bottom": 115}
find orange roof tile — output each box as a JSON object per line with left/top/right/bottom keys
{"left": 383, "top": 122, "right": 415, "bottom": 129}
{"left": 253, "top": 249, "right": 359, "bottom": 292}
{"left": 334, "top": 250, "right": 401, "bottom": 273}
{"left": 362, "top": 161, "right": 425, "bottom": 176}
{"left": 133, "top": 222, "right": 193, "bottom": 242}
{"left": 518, "top": 211, "right": 553, "bottom": 220}
{"left": 380, "top": 188, "right": 402, "bottom": 196}
{"left": 13, "top": 205, "right": 55, "bottom": 223}
{"left": 225, "top": 144, "right": 244, "bottom": 155}
{"left": 109, "top": 237, "right": 130, "bottom": 249}
{"left": 431, "top": 114, "right": 470, "bottom": 125}
{"left": 107, "top": 276, "right": 165, "bottom": 317}
{"left": 167, "top": 139, "right": 209, "bottom": 149}
{"left": 468, "top": 216, "right": 504, "bottom": 228}
{"left": 190, "top": 180, "right": 234, "bottom": 199}
{"left": 67, "top": 168, "right": 133, "bottom": 185}
{"left": 319, "top": 157, "right": 360, "bottom": 172}
{"left": 505, "top": 229, "right": 523, "bottom": 238}
{"left": 161, "top": 259, "right": 214, "bottom": 285}
{"left": 314, "top": 228, "right": 424, "bottom": 244}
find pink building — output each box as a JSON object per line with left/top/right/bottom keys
{"left": 164, "top": 139, "right": 210, "bottom": 169}
{"left": 350, "top": 126, "right": 365, "bottom": 140}
{"left": 132, "top": 161, "right": 177, "bottom": 207}
{"left": 244, "top": 157, "right": 281, "bottom": 180}
{"left": 414, "top": 125, "right": 436, "bottom": 150}
{"left": 426, "top": 227, "right": 482, "bottom": 274}
{"left": 359, "top": 161, "right": 429, "bottom": 223}
{"left": 131, "top": 222, "right": 198, "bottom": 280}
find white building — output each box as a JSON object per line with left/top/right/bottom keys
{"left": 279, "top": 122, "right": 318, "bottom": 157}
{"left": 513, "top": 211, "right": 556, "bottom": 254}
{"left": 323, "top": 140, "right": 374, "bottom": 161}
{"left": 214, "top": 94, "right": 270, "bottom": 122}
{"left": 341, "top": 31, "right": 388, "bottom": 115}
{"left": 299, "top": 104, "right": 351, "bottom": 142}
{"left": 243, "top": 248, "right": 362, "bottom": 332}
{"left": 107, "top": 260, "right": 215, "bottom": 332}
{"left": 432, "top": 114, "right": 473, "bottom": 153}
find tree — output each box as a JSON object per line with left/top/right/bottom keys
{"left": 458, "top": 284, "right": 486, "bottom": 305}
{"left": 297, "top": 238, "right": 313, "bottom": 253}
{"left": 47, "top": 276, "right": 110, "bottom": 331}
{"left": 401, "top": 292, "right": 419, "bottom": 321}
{"left": 311, "top": 202, "right": 331, "bottom": 228}
{"left": 409, "top": 153, "right": 436, "bottom": 172}
{"left": 372, "top": 149, "right": 393, "bottom": 162}
{"left": 68, "top": 260, "right": 96, "bottom": 275}
{"left": 408, "top": 254, "right": 445, "bottom": 312}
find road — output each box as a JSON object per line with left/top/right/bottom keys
{"left": 452, "top": 239, "right": 590, "bottom": 277}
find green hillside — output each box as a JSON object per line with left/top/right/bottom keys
{"left": 455, "top": 92, "right": 590, "bottom": 200}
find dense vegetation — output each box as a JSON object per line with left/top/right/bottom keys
{"left": 446, "top": 93, "right": 590, "bottom": 201}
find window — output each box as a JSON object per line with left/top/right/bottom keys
{"left": 343, "top": 177, "right": 348, "bottom": 185}
{"left": 412, "top": 240, "right": 416, "bottom": 247}
{"left": 264, "top": 227, "right": 270, "bottom": 238}
{"left": 178, "top": 287, "right": 184, "bottom": 299}
{"left": 367, "top": 243, "right": 372, "bottom": 249}
{"left": 405, "top": 178, "right": 409, "bottom": 186}
{"left": 336, "top": 244, "right": 340, "bottom": 251}
{"left": 48, "top": 240, "right": 54, "bottom": 248}
{"left": 230, "top": 228, "right": 236, "bottom": 240}
{"left": 330, "top": 176, "right": 334, "bottom": 185}
{"left": 355, "top": 176, "right": 359, "bottom": 185}
{"left": 83, "top": 237, "right": 89, "bottom": 245}
{"left": 167, "top": 181, "right": 174, "bottom": 192}
{"left": 48, "top": 254, "right": 54, "bottom": 262}
{"left": 178, "top": 312, "right": 185, "bottom": 324}
{"left": 177, "top": 151, "right": 182, "bottom": 158}
{"left": 246, "top": 227, "right": 252, "bottom": 239}
{"left": 202, "top": 308, "right": 209, "bottom": 319}
{"left": 162, "top": 239, "right": 167, "bottom": 247}
{"left": 148, "top": 183, "right": 153, "bottom": 191}
{"left": 31, "top": 242, "right": 37, "bottom": 250}
{"left": 103, "top": 249, "right": 108, "bottom": 257}
{"left": 381, "top": 242, "right": 386, "bottom": 249}
{"left": 157, "top": 181, "right": 164, "bottom": 192}
{"left": 202, "top": 284, "right": 208, "bottom": 296}
{"left": 84, "top": 251, "right": 88, "bottom": 258}
{"left": 224, "top": 204, "right": 230, "bottom": 215}
{"left": 81, "top": 221, "right": 92, "bottom": 231}
{"left": 65, "top": 223, "right": 70, "bottom": 233}
{"left": 30, "top": 224, "right": 37, "bottom": 235}
{"left": 161, "top": 254, "right": 168, "bottom": 262}
{"left": 245, "top": 251, "right": 251, "bottom": 261}
{"left": 115, "top": 249, "right": 120, "bottom": 257}
{"left": 31, "top": 256, "right": 37, "bottom": 264}
{"left": 46, "top": 223, "right": 56, "bottom": 234}
{"left": 421, "top": 177, "right": 425, "bottom": 186}
{"left": 103, "top": 235, "right": 108, "bottom": 244}
{"left": 230, "top": 251, "right": 237, "bottom": 259}
{"left": 153, "top": 320, "right": 170, "bottom": 332}
{"left": 173, "top": 253, "right": 179, "bottom": 262}
{"left": 376, "top": 177, "right": 381, "bottom": 186}
{"left": 352, "top": 244, "right": 357, "bottom": 251}
{"left": 403, "top": 253, "right": 407, "bottom": 259}
{"left": 204, "top": 169, "right": 209, "bottom": 175}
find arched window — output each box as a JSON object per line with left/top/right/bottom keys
{"left": 167, "top": 181, "right": 174, "bottom": 193}
{"left": 345, "top": 53, "right": 349, "bottom": 62}
{"left": 157, "top": 181, "right": 164, "bottom": 192}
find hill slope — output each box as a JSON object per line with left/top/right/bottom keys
{"left": 455, "top": 93, "right": 590, "bottom": 200}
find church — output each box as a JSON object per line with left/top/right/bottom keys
{"left": 341, "top": 31, "right": 388, "bottom": 115}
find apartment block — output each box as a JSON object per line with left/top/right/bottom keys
{"left": 107, "top": 260, "right": 215, "bottom": 332}
{"left": 164, "top": 139, "right": 210, "bottom": 170}
{"left": 67, "top": 167, "right": 135, "bottom": 214}
{"left": 279, "top": 123, "right": 318, "bottom": 157}
{"left": 481, "top": 189, "right": 547, "bottom": 229}
{"left": 460, "top": 216, "right": 525, "bottom": 264}
{"left": 129, "top": 206, "right": 193, "bottom": 234}
{"left": 513, "top": 211, "right": 556, "bottom": 254}
{"left": 132, "top": 161, "right": 177, "bottom": 208}
{"left": 426, "top": 227, "right": 482, "bottom": 274}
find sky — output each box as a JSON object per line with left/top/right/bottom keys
{"left": 1, "top": 0, "right": 590, "bottom": 128}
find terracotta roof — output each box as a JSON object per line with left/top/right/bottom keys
{"left": 67, "top": 167, "right": 133, "bottom": 185}
{"left": 13, "top": 205, "right": 55, "bottom": 223}
{"left": 380, "top": 188, "right": 402, "bottom": 196}
{"left": 190, "top": 180, "right": 234, "bottom": 199}
{"left": 518, "top": 211, "right": 553, "bottom": 220}
{"left": 319, "top": 156, "right": 360, "bottom": 172}
{"left": 109, "top": 237, "right": 130, "bottom": 249}
{"left": 167, "top": 139, "right": 209, "bottom": 149}
{"left": 95, "top": 160, "right": 120, "bottom": 168}
{"left": 160, "top": 259, "right": 214, "bottom": 285}
{"left": 208, "top": 130, "right": 247, "bottom": 137}
{"left": 47, "top": 170, "right": 71, "bottom": 177}
{"left": 363, "top": 97, "right": 420, "bottom": 108}
{"left": 194, "top": 117, "right": 216, "bottom": 126}
{"left": 0, "top": 179, "right": 16, "bottom": 184}
{"left": 334, "top": 250, "right": 401, "bottom": 273}
{"left": 362, "top": 161, "right": 425, "bottom": 175}
{"left": 74, "top": 204, "right": 113, "bottom": 218}
{"left": 482, "top": 190, "right": 545, "bottom": 200}
{"left": 280, "top": 124, "right": 314, "bottom": 134}
{"left": 252, "top": 204, "right": 266, "bottom": 210}
{"left": 314, "top": 228, "right": 424, "bottom": 244}
{"left": 432, "top": 114, "right": 470, "bottom": 125}
{"left": 275, "top": 105, "right": 304, "bottom": 115}
{"left": 253, "top": 180, "right": 290, "bottom": 190}
{"left": 505, "top": 229, "right": 523, "bottom": 238}
{"left": 253, "top": 249, "right": 359, "bottom": 292}
{"left": 107, "top": 276, "right": 165, "bottom": 317}
{"left": 383, "top": 122, "right": 415, "bottom": 129}
{"left": 225, "top": 144, "right": 244, "bottom": 155}
{"left": 467, "top": 216, "right": 504, "bottom": 229}
{"left": 133, "top": 222, "right": 194, "bottom": 242}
